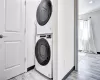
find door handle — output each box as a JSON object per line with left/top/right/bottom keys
{"left": 0, "top": 35, "right": 3, "bottom": 38}
{"left": 0, "top": 35, "right": 6, "bottom": 38}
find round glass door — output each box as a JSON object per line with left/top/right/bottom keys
{"left": 36, "top": 0, "right": 52, "bottom": 26}
{"left": 35, "top": 38, "right": 51, "bottom": 66}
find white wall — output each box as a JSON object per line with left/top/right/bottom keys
{"left": 57, "top": 0, "right": 74, "bottom": 79}
{"left": 79, "top": 10, "right": 100, "bottom": 52}
{"left": 26, "top": 0, "right": 39, "bottom": 68}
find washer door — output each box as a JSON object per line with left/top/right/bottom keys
{"left": 35, "top": 38, "right": 51, "bottom": 66}
{"left": 36, "top": 0, "right": 52, "bottom": 26}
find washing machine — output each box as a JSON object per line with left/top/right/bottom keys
{"left": 36, "top": 0, "right": 53, "bottom": 34}
{"left": 35, "top": 34, "right": 53, "bottom": 78}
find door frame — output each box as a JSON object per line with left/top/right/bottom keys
{"left": 74, "top": 0, "right": 78, "bottom": 71}
{"left": 21, "top": 0, "right": 27, "bottom": 72}
{"left": 24, "top": 0, "right": 28, "bottom": 72}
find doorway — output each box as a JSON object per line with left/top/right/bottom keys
{"left": 74, "top": 0, "right": 100, "bottom": 71}
{"left": 75, "top": 0, "right": 100, "bottom": 71}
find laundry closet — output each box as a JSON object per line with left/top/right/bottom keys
{"left": 0, "top": 0, "right": 54, "bottom": 79}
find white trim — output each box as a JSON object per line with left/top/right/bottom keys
{"left": 24, "top": 0, "right": 27, "bottom": 72}
{"left": 74, "top": 0, "right": 78, "bottom": 71}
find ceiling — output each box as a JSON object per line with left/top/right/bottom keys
{"left": 79, "top": 0, "right": 100, "bottom": 15}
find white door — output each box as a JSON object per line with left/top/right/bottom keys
{"left": 0, "top": 0, "right": 25, "bottom": 80}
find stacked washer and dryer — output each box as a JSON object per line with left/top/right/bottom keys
{"left": 35, "top": 0, "right": 53, "bottom": 79}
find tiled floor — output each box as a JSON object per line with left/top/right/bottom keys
{"left": 66, "top": 52, "right": 100, "bottom": 80}
{"left": 9, "top": 68, "right": 52, "bottom": 80}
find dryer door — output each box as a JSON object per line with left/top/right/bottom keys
{"left": 35, "top": 38, "right": 51, "bottom": 66}
{"left": 36, "top": 0, "right": 52, "bottom": 26}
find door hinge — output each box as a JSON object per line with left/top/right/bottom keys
{"left": 24, "top": 28, "right": 26, "bottom": 33}
{"left": 24, "top": 57, "right": 26, "bottom": 62}
{"left": 25, "top": 1, "right": 26, "bottom": 5}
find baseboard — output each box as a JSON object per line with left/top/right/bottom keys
{"left": 27, "top": 65, "right": 35, "bottom": 71}
{"left": 62, "top": 66, "right": 75, "bottom": 80}
{"left": 97, "top": 52, "right": 100, "bottom": 54}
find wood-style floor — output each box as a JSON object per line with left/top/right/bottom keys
{"left": 66, "top": 53, "right": 100, "bottom": 80}
{"left": 9, "top": 68, "right": 51, "bottom": 80}
{"left": 9, "top": 52, "right": 100, "bottom": 80}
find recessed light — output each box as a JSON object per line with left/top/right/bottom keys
{"left": 89, "top": 1, "right": 93, "bottom": 4}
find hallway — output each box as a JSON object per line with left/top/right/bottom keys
{"left": 66, "top": 53, "right": 100, "bottom": 80}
